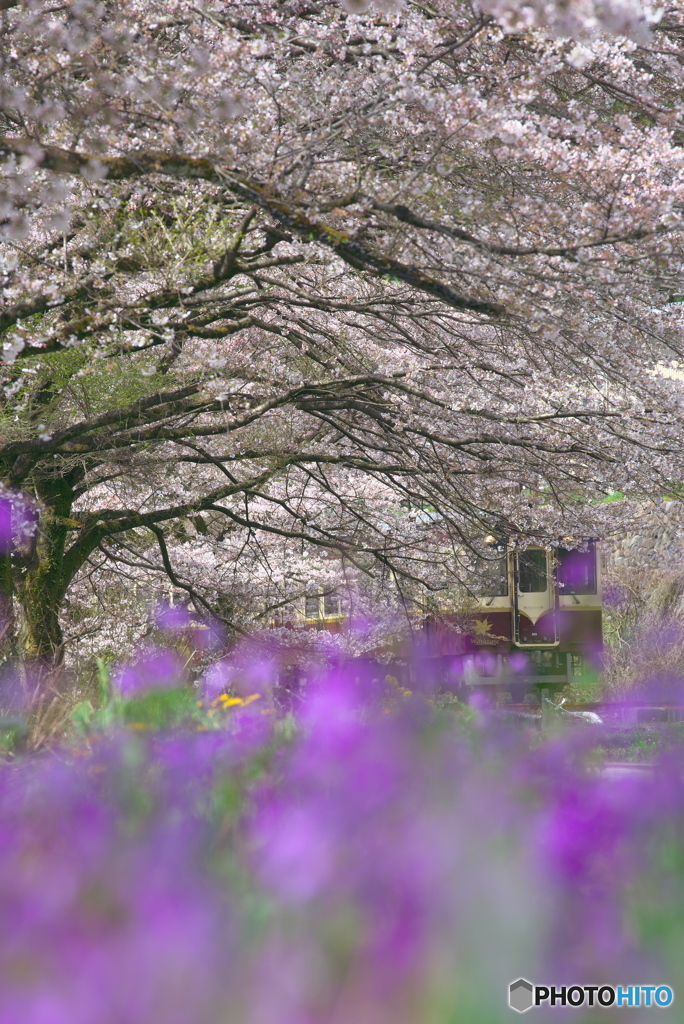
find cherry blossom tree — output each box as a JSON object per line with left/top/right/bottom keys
{"left": 1, "top": 0, "right": 684, "bottom": 663}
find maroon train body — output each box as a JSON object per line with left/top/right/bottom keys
{"left": 423, "top": 542, "right": 603, "bottom": 698}
{"left": 290, "top": 542, "right": 602, "bottom": 699}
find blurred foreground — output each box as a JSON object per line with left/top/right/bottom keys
{"left": 0, "top": 647, "right": 683, "bottom": 1022}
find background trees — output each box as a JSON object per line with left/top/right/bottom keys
{"left": 1, "top": 0, "right": 684, "bottom": 664}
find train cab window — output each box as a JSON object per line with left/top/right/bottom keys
{"left": 323, "top": 594, "right": 341, "bottom": 616}
{"left": 556, "top": 546, "right": 597, "bottom": 595}
{"left": 518, "top": 549, "right": 548, "bottom": 593}
{"left": 305, "top": 596, "right": 320, "bottom": 619}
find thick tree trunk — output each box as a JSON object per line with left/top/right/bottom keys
{"left": 0, "top": 551, "right": 14, "bottom": 663}
{"left": 16, "top": 572, "right": 64, "bottom": 664}
{"left": 15, "top": 478, "right": 73, "bottom": 665}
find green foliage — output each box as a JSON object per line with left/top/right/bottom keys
{"left": 115, "top": 194, "right": 233, "bottom": 275}
{"left": 0, "top": 718, "right": 29, "bottom": 754}
{"left": 71, "top": 684, "right": 202, "bottom": 736}
{"left": 560, "top": 675, "right": 602, "bottom": 704}
{"left": 2, "top": 345, "right": 177, "bottom": 442}
{"left": 1, "top": 191, "right": 247, "bottom": 448}
{"left": 122, "top": 688, "right": 199, "bottom": 731}
{"left": 64, "top": 352, "right": 172, "bottom": 419}
{"left": 69, "top": 658, "right": 271, "bottom": 738}
{"left": 597, "top": 724, "right": 684, "bottom": 763}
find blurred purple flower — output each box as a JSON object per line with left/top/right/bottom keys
{"left": 508, "top": 651, "right": 528, "bottom": 673}
{"left": 1, "top": 649, "right": 684, "bottom": 1020}
{"left": 0, "top": 498, "right": 11, "bottom": 556}
{"left": 113, "top": 649, "right": 185, "bottom": 697}
{"left": 154, "top": 603, "right": 194, "bottom": 633}
{"left": 154, "top": 603, "right": 225, "bottom": 655}
{"left": 0, "top": 489, "right": 37, "bottom": 558}
{"left": 201, "top": 658, "right": 236, "bottom": 701}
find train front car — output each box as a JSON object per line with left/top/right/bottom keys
{"left": 465, "top": 540, "right": 603, "bottom": 701}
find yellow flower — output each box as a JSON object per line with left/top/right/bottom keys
{"left": 217, "top": 693, "right": 261, "bottom": 708}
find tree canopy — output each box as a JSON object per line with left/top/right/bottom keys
{"left": 1, "top": 0, "right": 684, "bottom": 662}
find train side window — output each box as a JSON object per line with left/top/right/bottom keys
{"left": 481, "top": 554, "right": 508, "bottom": 597}
{"left": 556, "top": 546, "right": 597, "bottom": 595}
{"left": 305, "top": 596, "right": 320, "bottom": 619}
{"left": 323, "top": 594, "right": 341, "bottom": 616}
{"left": 518, "top": 549, "right": 548, "bottom": 593}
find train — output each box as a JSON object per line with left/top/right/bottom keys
{"left": 458, "top": 538, "right": 603, "bottom": 700}
{"left": 293, "top": 538, "right": 603, "bottom": 701}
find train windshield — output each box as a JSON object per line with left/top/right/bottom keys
{"left": 556, "top": 546, "right": 597, "bottom": 595}
{"left": 517, "top": 549, "right": 548, "bottom": 593}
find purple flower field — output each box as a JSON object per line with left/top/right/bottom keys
{"left": 0, "top": 656, "right": 683, "bottom": 1023}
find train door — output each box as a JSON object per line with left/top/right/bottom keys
{"left": 513, "top": 548, "right": 559, "bottom": 646}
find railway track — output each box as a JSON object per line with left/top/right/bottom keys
{"left": 504, "top": 703, "right": 684, "bottom": 724}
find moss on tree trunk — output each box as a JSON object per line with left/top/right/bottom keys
{"left": 15, "top": 478, "right": 73, "bottom": 665}
{"left": 0, "top": 551, "right": 14, "bottom": 662}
